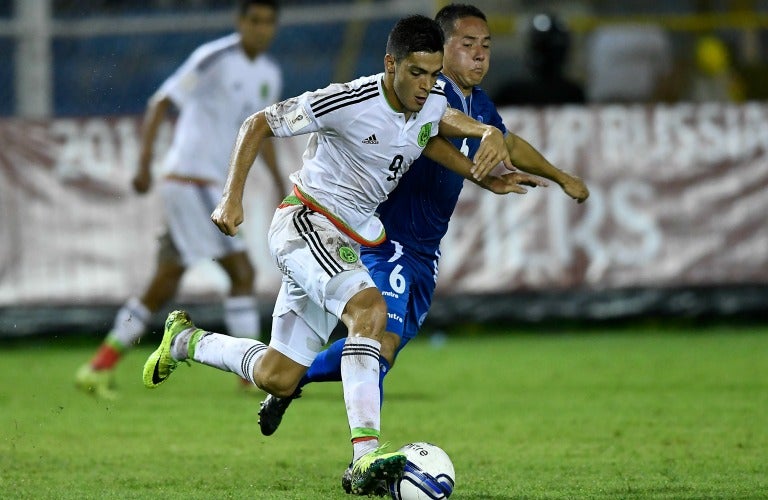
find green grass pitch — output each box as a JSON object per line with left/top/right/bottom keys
{"left": 1, "top": 323, "right": 766, "bottom": 499}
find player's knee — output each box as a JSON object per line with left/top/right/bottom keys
{"left": 343, "top": 288, "right": 387, "bottom": 340}
{"left": 368, "top": 295, "right": 388, "bottom": 332}
{"left": 254, "top": 370, "right": 297, "bottom": 398}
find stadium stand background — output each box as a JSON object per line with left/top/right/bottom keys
{"left": 2, "top": 0, "right": 767, "bottom": 118}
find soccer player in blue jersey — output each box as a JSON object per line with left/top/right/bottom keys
{"left": 257, "top": 4, "right": 590, "bottom": 451}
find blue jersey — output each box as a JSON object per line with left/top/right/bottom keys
{"left": 373, "top": 74, "right": 507, "bottom": 256}
{"left": 361, "top": 75, "right": 507, "bottom": 346}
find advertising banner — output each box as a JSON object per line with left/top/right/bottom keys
{"left": 1, "top": 104, "right": 766, "bottom": 319}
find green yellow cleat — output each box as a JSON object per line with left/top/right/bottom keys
{"left": 75, "top": 363, "right": 117, "bottom": 400}
{"left": 341, "top": 467, "right": 388, "bottom": 496}
{"left": 142, "top": 310, "right": 194, "bottom": 388}
{"left": 347, "top": 444, "right": 406, "bottom": 496}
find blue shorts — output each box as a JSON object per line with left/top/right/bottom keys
{"left": 361, "top": 240, "right": 439, "bottom": 354}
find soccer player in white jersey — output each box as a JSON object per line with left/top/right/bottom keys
{"left": 75, "top": 0, "right": 286, "bottom": 399}
{"left": 141, "top": 14, "right": 543, "bottom": 496}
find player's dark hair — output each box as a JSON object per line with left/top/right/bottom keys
{"left": 238, "top": 0, "right": 279, "bottom": 16}
{"left": 386, "top": 15, "right": 444, "bottom": 61}
{"left": 435, "top": 4, "right": 487, "bottom": 39}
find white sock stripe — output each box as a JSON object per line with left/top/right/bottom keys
{"left": 240, "top": 344, "right": 267, "bottom": 381}
{"left": 342, "top": 342, "right": 380, "bottom": 353}
{"left": 341, "top": 348, "right": 380, "bottom": 361}
{"left": 342, "top": 346, "right": 379, "bottom": 354}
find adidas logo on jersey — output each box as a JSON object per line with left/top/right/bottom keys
{"left": 362, "top": 134, "right": 379, "bottom": 144}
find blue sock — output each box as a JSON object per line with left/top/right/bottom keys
{"left": 299, "top": 337, "right": 345, "bottom": 387}
{"left": 378, "top": 356, "right": 391, "bottom": 407}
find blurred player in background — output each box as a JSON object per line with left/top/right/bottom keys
{"left": 256, "top": 6, "right": 589, "bottom": 482}
{"left": 75, "top": 0, "right": 286, "bottom": 399}
{"left": 140, "top": 14, "right": 542, "bottom": 496}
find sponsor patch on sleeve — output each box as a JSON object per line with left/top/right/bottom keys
{"left": 285, "top": 106, "right": 311, "bottom": 133}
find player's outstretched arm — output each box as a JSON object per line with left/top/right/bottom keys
{"left": 438, "top": 108, "right": 512, "bottom": 180}
{"left": 505, "top": 133, "right": 589, "bottom": 203}
{"left": 423, "top": 136, "right": 544, "bottom": 195}
{"left": 211, "top": 111, "right": 275, "bottom": 236}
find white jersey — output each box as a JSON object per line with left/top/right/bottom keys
{"left": 265, "top": 73, "right": 447, "bottom": 244}
{"left": 159, "top": 33, "right": 282, "bottom": 185}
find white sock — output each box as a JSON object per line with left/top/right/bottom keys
{"left": 169, "top": 328, "right": 197, "bottom": 361}
{"left": 341, "top": 336, "right": 382, "bottom": 461}
{"left": 224, "top": 295, "right": 260, "bottom": 340}
{"left": 352, "top": 439, "right": 379, "bottom": 462}
{"left": 105, "top": 297, "right": 150, "bottom": 349}
{"left": 174, "top": 331, "right": 267, "bottom": 384}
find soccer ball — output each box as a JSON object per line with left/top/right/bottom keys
{"left": 388, "top": 442, "right": 455, "bottom": 499}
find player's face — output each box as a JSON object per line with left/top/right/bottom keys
{"left": 388, "top": 51, "right": 443, "bottom": 114}
{"left": 238, "top": 5, "right": 278, "bottom": 57}
{"left": 442, "top": 16, "right": 491, "bottom": 94}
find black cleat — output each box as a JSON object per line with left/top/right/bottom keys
{"left": 258, "top": 387, "right": 302, "bottom": 436}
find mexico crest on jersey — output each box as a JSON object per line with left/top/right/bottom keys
{"left": 417, "top": 123, "right": 432, "bottom": 147}
{"left": 338, "top": 246, "right": 358, "bottom": 263}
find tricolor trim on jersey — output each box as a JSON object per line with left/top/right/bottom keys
{"left": 311, "top": 81, "right": 379, "bottom": 118}
{"left": 285, "top": 186, "right": 387, "bottom": 247}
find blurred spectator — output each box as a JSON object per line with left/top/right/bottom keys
{"left": 494, "top": 12, "right": 585, "bottom": 106}
{"left": 586, "top": 24, "right": 676, "bottom": 103}
{"left": 684, "top": 35, "right": 744, "bottom": 102}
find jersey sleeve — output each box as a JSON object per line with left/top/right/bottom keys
{"left": 264, "top": 94, "right": 320, "bottom": 138}
{"left": 431, "top": 100, "right": 447, "bottom": 140}
{"left": 264, "top": 81, "right": 352, "bottom": 138}
{"left": 156, "top": 46, "right": 214, "bottom": 108}
{"left": 489, "top": 104, "right": 508, "bottom": 136}
{"left": 472, "top": 88, "right": 507, "bottom": 136}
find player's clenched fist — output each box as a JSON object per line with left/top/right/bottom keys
{"left": 562, "top": 176, "right": 590, "bottom": 203}
{"left": 211, "top": 198, "right": 244, "bottom": 236}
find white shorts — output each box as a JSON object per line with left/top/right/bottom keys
{"left": 159, "top": 179, "right": 247, "bottom": 266}
{"left": 268, "top": 204, "right": 376, "bottom": 362}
